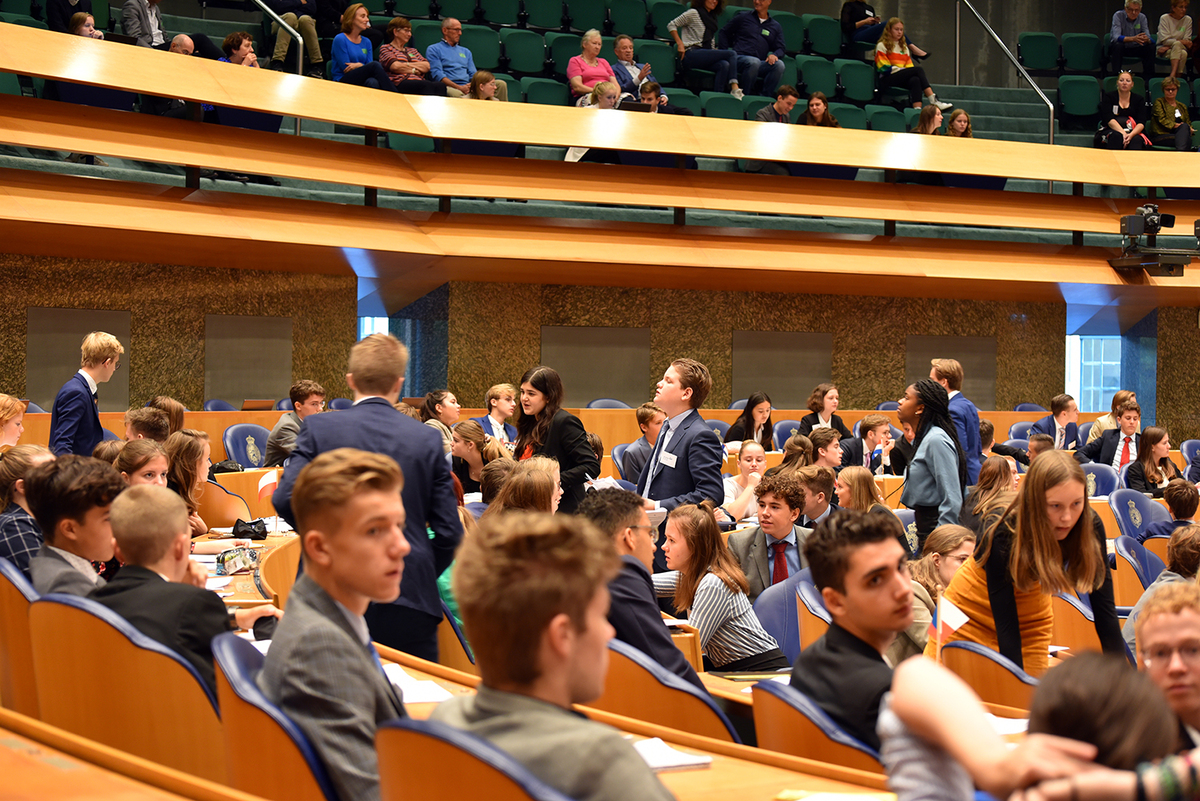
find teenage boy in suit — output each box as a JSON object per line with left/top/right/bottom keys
{"left": 432, "top": 511, "right": 674, "bottom": 801}
{"left": 575, "top": 487, "right": 703, "bottom": 691}
{"left": 636, "top": 358, "right": 723, "bottom": 570}
{"left": 470, "top": 383, "right": 518, "bottom": 444}
{"left": 49, "top": 331, "right": 123, "bottom": 456}
{"left": 90, "top": 484, "right": 281, "bottom": 693}
{"left": 1029, "top": 394, "right": 1080, "bottom": 451}
{"left": 622, "top": 402, "right": 666, "bottom": 486}
{"left": 841, "top": 414, "right": 890, "bottom": 473}
{"left": 791, "top": 508, "right": 913, "bottom": 752}
{"left": 260, "top": 448, "right": 411, "bottom": 801}
{"left": 273, "top": 333, "right": 461, "bottom": 660}
{"left": 26, "top": 455, "right": 126, "bottom": 596}
{"left": 728, "top": 473, "right": 809, "bottom": 603}
{"left": 1075, "top": 400, "right": 1141, "bottom": 470}
{"left": 930, "top": 358, "right": 982, "bottom": 484}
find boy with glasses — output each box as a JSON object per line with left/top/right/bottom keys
{"left": 266, "top": 379, "right": 327, "bottom": 467}
{"left": 1135, "top": 581, "right": 1200, "bottom": 749}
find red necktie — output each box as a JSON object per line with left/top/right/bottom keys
{"left": 1119, "top": 436, "right": 1132, "bottom": 468}
{"left": 771, "top": 541, "right": 789, "bottom": 585}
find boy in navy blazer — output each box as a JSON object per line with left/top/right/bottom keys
{"left": 1029, "top": 394, "right": 1080, "bottom": 451}
{"left": 49, "top": 331, "right": 123, "bottom": 456}
{"left": 635, "top": 359, "right": 723, "bottom": 569}
{"left": 470, "top": 383, "right": 517, "bottom": 444}
{"left": 930, "top": 358, "right": 981, "bottom": 484}
{"left": 273, "top": 334, "right": 462, "bottom": 661}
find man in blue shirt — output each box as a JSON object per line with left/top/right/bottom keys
{"left": 1110, "top": 0, "right": 1155, "bottom": 80}
{"left": 718, "top": 0, "right": 785, "bottom": 98}
{"left": 425, "top": 17, "right": 507, "bottom": 99}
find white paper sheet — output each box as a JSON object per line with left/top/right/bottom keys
{"left": 632, "top": 738, "right": 712, "bottom": 771}
{"left": 382, "top": 663, "right": 454, "bottom": 703}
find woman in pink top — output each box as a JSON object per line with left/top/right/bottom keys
{"left": 567, "top": 29, "right": 616, "bottom": 103}
{"left": 379, "top": 16, "right": 447, "bottom": 95}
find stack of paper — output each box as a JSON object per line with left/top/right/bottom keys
{"left": 632, "top": 738, "right": 713, "bottom": 772}
{"left": 382, "top": 664, "right": 454, "bottom": 703}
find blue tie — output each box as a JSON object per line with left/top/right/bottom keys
{"left": 642, "top": 420, "right": 670, "bottom": 498}
{"left": 368, "top": 642, "right": 404, "bottom": 708}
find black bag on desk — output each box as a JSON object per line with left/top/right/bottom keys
{"left": 210, "top": 460, "right": 243, "bottom": 477}
{"left": 232, "top": 518, "right": 268, "bottom": 541}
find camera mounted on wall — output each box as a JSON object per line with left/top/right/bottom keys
{"left": 1109, "top": 204, "right": 1192, "bottom": 276}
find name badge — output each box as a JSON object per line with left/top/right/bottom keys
{"left": 460, "top": 52, "right": 467, "bottom": 57}
{"left": 659, "top": 451, "right": 677, "bottom": 469}
{"left": 761, "top": 28, "right": 769, "bottom": 35}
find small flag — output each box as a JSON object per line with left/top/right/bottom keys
{"left": 258, "top": 469, "right": 279, "bottom": 501}
{"left": 932, "top": 596, "right": 970, "bottom": 663}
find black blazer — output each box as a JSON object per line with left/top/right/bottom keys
{"left": 790, "top": 622, "right": 892, "bottom": 752}
{"left": 724, "top": 418, "right": 772, "bottom": 451}
{"left": 798, "top": 412, "right": 853, "bottom": 441}
{"left": 1126, "top": 458, "right": 1182, "bottom": 497}
{"left": 1103, "top": 91, "right": 1149, "bottom": 130}
{"left": 886, "top": 437, "right": 915, "bottom": 476}
{"left": 527, "top": 408, "right": 600, "bottom": 514}
{"left": 839, "top": 436, "right": 881, "bottom": 472}
{"left": 89, "top": 565, "right": 232, "bottom": 693}
{"left": 608, "top": 556, "right": 704, "bottom": 691}
{"left": 1075, "top": 428, "right": 1138, "bottom": 468}
{"left": 274, "top": 398, "right": 463, "bottom": 620}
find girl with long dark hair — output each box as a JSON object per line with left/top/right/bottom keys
{"left": 724, "top": 391, "right": 773, "bottom": 453}
{"left": 897, "top": 378, "right": 967, "bottom": 547}
{"left": 513, "top": 366, "right": 599, "bottom": 514}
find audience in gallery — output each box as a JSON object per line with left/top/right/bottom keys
{"left": 912, "top": 104, "right": 942, "bottom": 134}
{"left": 888, "top": 523, "right": 974, "bottom": 663}
{"left": 380, "top": 17, "right": 442, "bottom": 93}
{"left": 450, "top": 419, "right": 512, "bottom": 495}
{"left": 875, "top": 16, "right": 950, "bottom": 110}
{"left": 512, "top": 366, "right": 598, "bottom": 514}
{"left": 653, "top": 499, "right": 788, "bottom": 670}
{"left": 957, "top": 454, "right": 1017, "bottom": 536}
{"left": 576, "top": 487, "right": 704, "bottom": 690}
{"left": 897, "top": 379, "right": 966, "bottom": 543}
{"left": 668, "top": 0, "right": 743, "bottom": 99}
{"left": 120, "top": 0, "right": 223, "bottom": 59}
{"left": 48, "top": 0, "right": 92, "bottom": 33}
{"left": 1158, "top": 0, "right": 1194, "bottom": 80}
{"left": 564, "top": 81, "right": 622, "bottom": 163}
{"left": 1137, "top": 478, "right": 1198, "bottom": 544}
{"left": 800, "top": 91, "right": 840, "bottom": 127}
{"left": 639, "top": 81, "right": 689, "bottom": 114}
{"left": 69, "top": 11, "right": 103, "bottom": 38}
{"left": 468, "top": 70, "right": 501, "bottom": 100}
{"left": 743, "top": 84, "right": 799, "bottom": 176}
{"left": 331, "top": 4, "right": 396, "bottom": 91}
{"left": 945, "top": 108, "right": 972, "bottom": 137}
{"left": 0, "top": 444, "right": 54, "bottom": 579}
{"left": 727, "top": 472, "right": 809, "bottom": 603}
{"left": 1122, "top": 519, "right": 1200, "bottom": 652}
{"left": 219, "top": 31, "right": 260, "bottom": 68}
{"left": 798, "top": 383, "right": 853, "bottom": 440}
{"left": 840, "top": 0, "right": 928, "bottom": 56}
{"left": 420, "top": 389, "right": 461, "bottom": 454}
{"left": 567, "top": 28, "right": 617, "bottom": 102}
{"left": 1127, "top": 426, "right": 1185, "bottom": 497}
{"left": 425, "top": 17, "right": 507, "bottom": 99}
{"left": 1149, "top": 76, "right": 1196, "bottom": 150}
{"left": 1110, "top": 0, "right": 1156, "bottom": 81}
{"left": 1099, "top": 70, "right": 1150, "bottom": 150}
{"left": 723, "top": 391, "right": 773, "bottom": 454}
{"left": 719, "top": 0, "right": 785, "bottom": 98}
{"left": 720, "top": 439, "right": 766, "bottom": 523}
{"left": 932, "top": 450, "right": 1122, "bottom": 675}
{"left": 263, "top": 0, "right": 324, "bottom": 77}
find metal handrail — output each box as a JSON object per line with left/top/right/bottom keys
{"left": 247, "top": 0, "right": 303, "bottom": 135}
{"left": 955, "top": 0, "right": 1055, "bottom": 145}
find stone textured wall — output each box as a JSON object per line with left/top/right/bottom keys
{"left": 447, "top": 281, "right": 1067, "bottom": 412}
{"left": 1158, "top": 307, "right": 1200, "bottom": 441}
{"left": 0, "top": 254, "right": 356, "bottom": 408}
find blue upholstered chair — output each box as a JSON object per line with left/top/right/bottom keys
{"left": 20, "top": 400, "right": 46, "bottom": 413}
{"left": 1109, "top": 489, "right": 1170, "bottom": 542}
{"left": 1080, "top": 462, "right": 1118, "bottom": 497}
{"left": 1115, "top": 535, "right": 1165, "bottom": 589}
{"left": 939, "top": 641, "right": 1038, "bottom": 708}
{"left": 773, "top": 420, "right": 801, "bottom": 451}
{"left": 0, "top": 557, "right": 39, "bottom": 718}
{"left": 1014, "top": 403, "right": 1048, "bottom": 412}
{"left": 212, "top": 633, "right": 340, "bottom": 801}
{"left": 1182, "top": 439, "right": 1200, "bottom": 468}
{"left": 1008, "top": 421, "right": 1035, "bottom": 440}
{"left": 328, "top": 397, "right": 353, "bottom": 410}
{"left": 377, "top": 718, "right": 576, "bottom": 801}
{"left": 1078, "top": 421, "right": 1094, "bottom": 444}
{"left": 752, "top": 568, "right": 809, "bottom": 663}
{"left": 729, "top": 398, "right": 748, "bottom": 410}
{"left": 707, "top": 419, "right": 731, "bottom": 440}
{"left": 875, "top": 401, "right": 899, "bottom": 411}
{"left": 611, "top": 442, "right": 631, "bottom": 480}
{"left": 585, "top": 398, "right": 632, "bottom": 409}
{"left": 892, "top": 508, "right": 918, "bottom": 557}
{"left": 796, "top": 576, "right": 831, "bottom": 649}
{"left": 223, "top": 423, "right": 271, "bottom": 469}
{"left": 203, "top": 399, "right": 237, "bottom": 411}
{"left": 751, "top": 681, "right": 883, "bottom": 773}
{"left": 276, "top": 398, "right": 293, "bottom": 411}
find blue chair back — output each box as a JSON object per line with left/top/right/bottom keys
{"left": 875, "top": 401, "right": 899, "bottom": 411}
{"left": 1008, "top": 421, "right": 1035, "bottom": 440}
{"left": 276, "top": 398, "right": 292, "bottom": 411}
{"left": 1115, "top": 535, "right": 1164, "bottom": 588}
{"left": 611, "top": 442, "right": 631, "bottom": 479}
{"left": 223, "top": 423, "right": 271, "bottom": 469}
{"left": 1119, "top": 463, "right": 1132, "bottom": 488}
{"left": 328, "top": 397, "right": 353, "bottom": 410}
{"left": 212, "top": 633, "right": 340, "bottom": 801}
{"left": 1182, "top": 439, "right": 1200, "bottom": 467}
{"left": 752, "top": 571, "right": 804, "bottom": 663}
{"left": 442, "top": 600, "right": 474, "bottom": 664}
{"left": 751, "top": 681, "right": 882, "bottom": 769}
{"left": 204, "top": 398, "right": 237, "bottom": 412}
{"left": 376, "top": 718, "right": 576, "bottom": 801}
{"left": 892, "top": 508, "right": 918, "bottom": 557}
{"left": 729, "top": 398, "right": 748, "bottom": 410}
{"left": 585, "top": 398, "right": 631, "bottom": 409}
{"left": 1005, "top": 440, "right": 1030, "bottom": 474}
{"left": 707, "top": 419, "right": 731, "bottom": 440}
{"left": 0, "top": 557, "right": 39, "bottom": 718}
{"left": 1014, "top": 403, "right": 1048, "bottom": 412}
{"left": 939, "top": 640, "right": 1039, "bottom": 705}
{"left": 796, "top": 574, "right": 831, "bottom": 649}
{"left": 1080, "top": 462, "right": 1118, "bottom": 497}
{"left": 773, "top": 419, "right": 801, "bottom": 451}
{"left": 602, "top": 639, "right": 740, "bottom": 742}
{"left": 102, "top": 428, "right": 119, "bottom": 441}
{"left": 1078, "top": 421, "right": 1094, "bottom": 445}
{"left": 1109, "top": 488, "right": 1171, "bottom": 541}
{"left": 21, "top": 400, "right": 46, "bottom": 413}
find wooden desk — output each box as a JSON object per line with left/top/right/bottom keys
{"left": 0, "top": 709, "right": 262, "bottom": 801}
{"left": 699, "top": 672, "right": 756, "bottom": 707}
{"left": 194, "top": 533, "right": 297, "bottom": 607}
{"left": 214, "top": 469, "right": 281, "bottom": 520}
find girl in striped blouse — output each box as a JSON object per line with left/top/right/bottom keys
{"left": 652, "top": 500, "right": 789, "bottom": 671}
{"left": 875, "top": 17, "right": 950, "bottom": 111}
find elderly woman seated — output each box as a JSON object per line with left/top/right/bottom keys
{"left": 568, "top": 29, "right": 617, "bottom": 105}
{"left": 1149, "top": 76, "right": 1195, "bottom": 150}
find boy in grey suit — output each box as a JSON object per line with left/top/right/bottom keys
{"left": 258, "top": 448, "right": 411, "bottom": 801}
{"left": 26, "top": 455, "right": 126, "bottom": 596}
{"left": 433, "top": 512, "right": 675, "bottom": 801}
{"left": 727, "top": 473, "right": 810, "bottom": 603}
